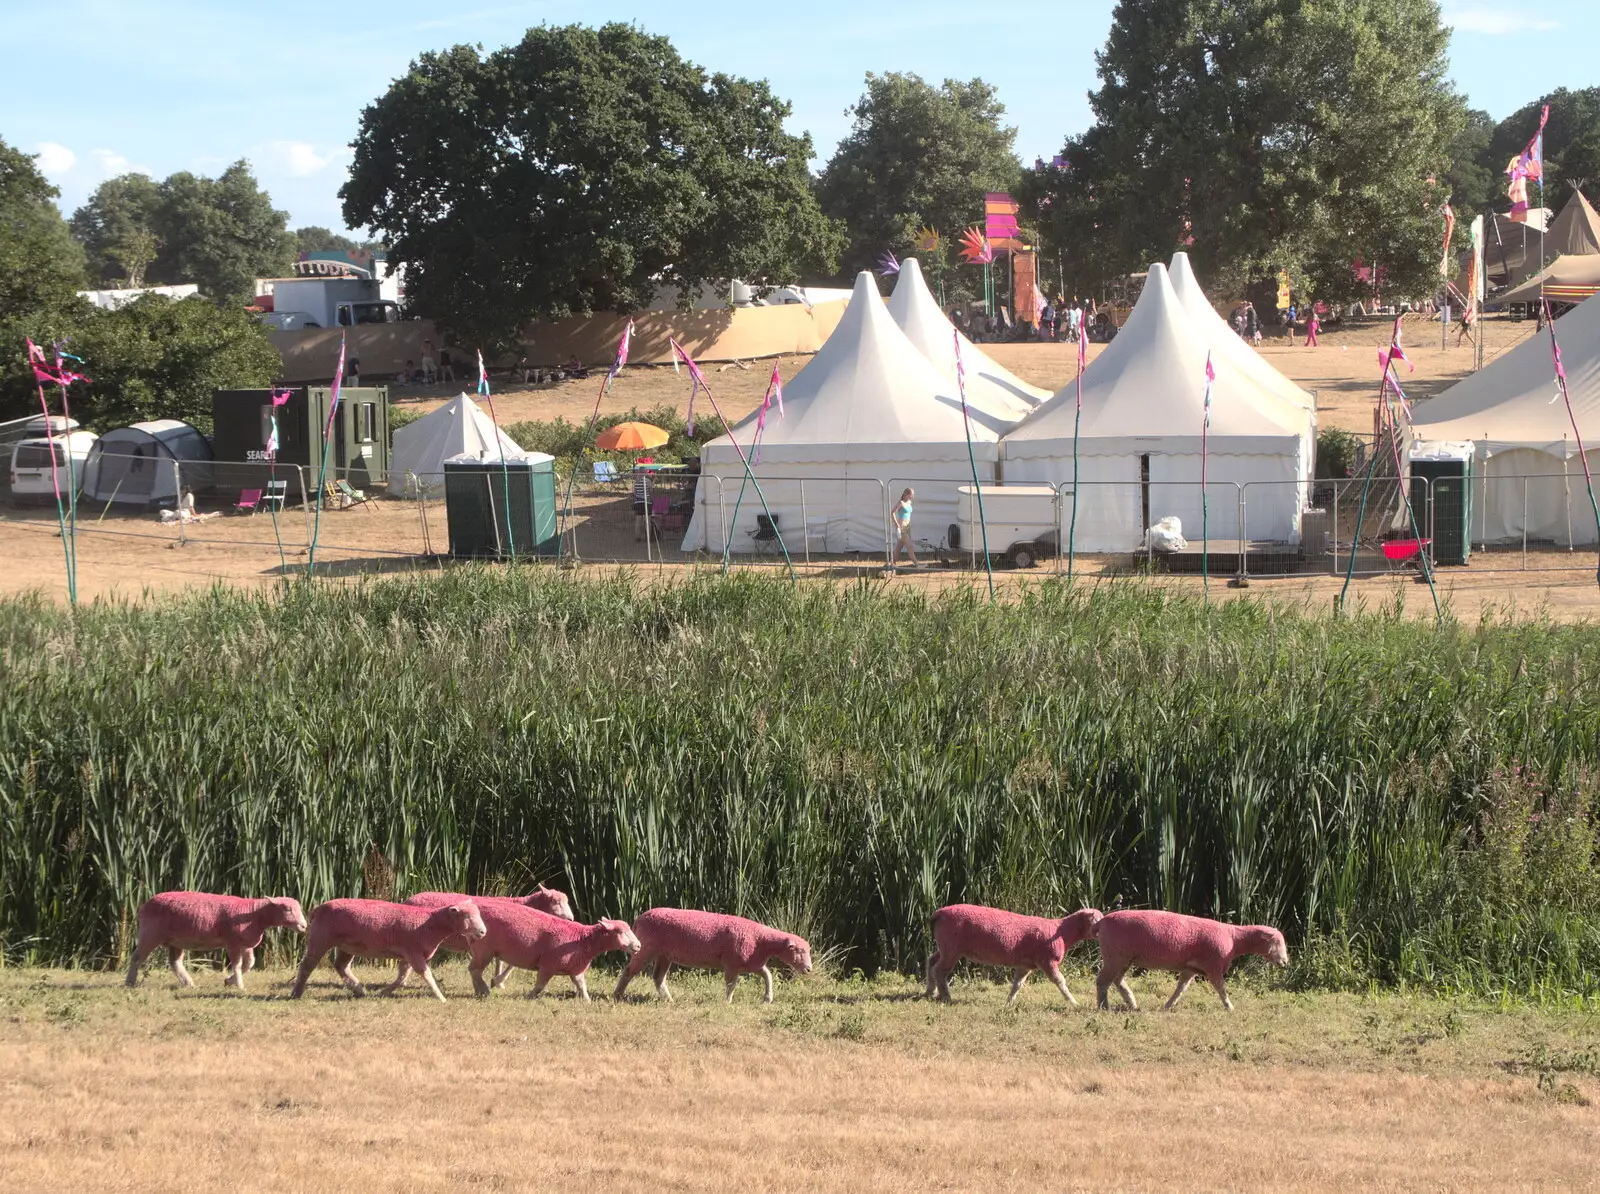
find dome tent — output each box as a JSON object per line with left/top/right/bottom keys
{"left": 1000, "top": 264, "right": 1310, "bottom": 551}
{"left": 389, "top": 393, "right": 534, "bottom": 495}
{"left": 681, "top": 271, "right": 1001, "bottom": 555}
{"left": 1410, "top": 293, "right": 1600, "bottom": 545}
{"left": 81, "top": 420, "right": 213, "bottom": 509}
{"left": 886, "top": 257, "right": 1041, "bottom": 419}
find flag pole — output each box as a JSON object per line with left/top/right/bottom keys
{"left": 1065, "top": 320, "right": 1086, "bottom": 584}
{"left": 476, "top": 350, "right": 516, "bottom": 561}
{"left": 305, "top": 332, "right": 346, "bottom": 580}
{"left": 671, "top": 339, "right": 794, "bottom": 580}
{"left": 559, "top": 322, "right": 632, "bottom": 562}
{"left": 1201, "top": 351, "right": 1213, "bottom": 601}
{"left": 954, "top": 330, "right": 994, "bottom": 599}
{"left": 723, "top": 363, "right": 781, "bottom": 574}
{"left": 1544, "top": 299, "right": 1600, "bottom": 588}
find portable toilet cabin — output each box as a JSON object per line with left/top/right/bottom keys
{"left": 80, "top": 421, "right": 213, "bottom": 509}
{"left": 1408, "top": 440, "right": 1475, "bottom": 565}
{"left": 211, "top": 386, "right": 390, "bottom": 501}
{"left": 442, "top": 453, "right": 559, "bottom": 559}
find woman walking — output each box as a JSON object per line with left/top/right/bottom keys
{"left": 892, "top": 488, "right": 918, "bottom": 568}
{"left": 1304, "top": 305, "right": 1320, "bottom": 347}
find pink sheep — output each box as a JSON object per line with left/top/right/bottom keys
{"left": 395, "top": 888, "right": 577, "bottom": 990}
{"left": 290, "top": 898, "right": 486, "bottom": 1003}
{"left": 466, "top": 902, "right": 640, "bottom": 1001}
{"left": 925, "top": 903, "right": 1103, "bottom": 1005}
{"left": 1092, "top": 909, "right": 1289, "bottom": 1012}
{"left": 124, "top": 892, "right": 308, "bottom": 990}
{"left": 613, "top": 908, "right": 813, "bottom": 1004}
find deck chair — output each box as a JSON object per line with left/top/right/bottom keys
{"left": 234, "top": 488, "right": 262, "bottom": 515}
{"left": 336, "top": 479, "right": 374, "bottom": 510}
{"left": 747, "top": 513, "right": 782, "bottom": 554}
{"left": 263, "top": 479, "right": 288, "bottom": 512}
{"left": 1381, "top": 538, "right": 1431, "bottom": 571}
{"left": 593, "top": 460, "right": 620, "bottom": 483}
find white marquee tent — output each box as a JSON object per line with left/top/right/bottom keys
{"left": 681, "top": 271, "right": 1000, "bottom": 555}
{"left": 1000, "top": 264, "right": 1312, "bottom": 551}
{"left": 389, "top": 393, "right": 530, "bottom": 495}
{"left": 1410, "top": 293, "right": 1600, "bottom": 545}
{"left": 886, "top": 257, "right": 1045, "bottom": 419}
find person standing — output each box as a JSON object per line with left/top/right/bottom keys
{"left": 421, "top": 338, "right": 438, "bottom": 385}
{"left": 1245, "top": 302, "right": 1261, "bottom": 347}
{"left": 1284, "top": 302, "right": 1298, "bottom": 347}
{"left": 1304, "top": 305, "right": 1320, "bottom": 347}
{"left": 438, "top": 346, "right": 456, "bottom": 384}
{"left": 892, "top": 487, "right": 918, "bottom": 568}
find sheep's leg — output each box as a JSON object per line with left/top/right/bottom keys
{"left": 652, "top": 957, "right": 673, "bottom": 1002}
{"left": 1208, "top": 975, "right": 1233, "bottom": 1012}
{"left": 332, "top": 950, "right": 366, "bottom": 998}
{"left": 242, "top": 947, "right": 256, "bottom": 976}
{"left": 924, "top": 951, "right": 941, "bottom": 999}
{"left": 723, "top": 967, "right": 741, "bottom": 1003}
{"left": 1114, "top": 976, "right": 1139, "bottom": 1011}
{"left": 290, "top": 946, "right": 327, "bottom": 998}
{"left": 760, "top": 964, "right": 775, "bottom": 1004}
{"left": 1044, "top": 961, "right": 1077, "bottom": 1006}
{"left": 491, "top": 961, "right": 514, "bottom": 990}
{"left": 935, "top": 960, "right": 956, "bottom": 1003}
{"left": 1163, "top": 972, "right": 1198, "bottom": 1011}
{"left": 571, "top": 973, "right": 590, "bottom": 1003}
{"left": 168, "top": 948, "right": 195, "bottom": 988}
{"left": 528, "top": 970, "right": 553, "bottom": 999}
{"left": 224, "top": 947, "right": 247, "bottom": 989}
{"left": 1006, "top": 967, "right": 1033, "bottom": 1007}
{"left": 613, "top": 951, "right": 648, "bottom": 1001}
{"left": 469, "top": 959, "right": 493, "bottom": 998}
{"left": 124, "top": 939, "right": 157, "bottom": 988}
{"left": 379, "top": 959, "right": 412, "bottom": 995}
{"left": 418, "top": 962, "right": 447, "bottom": 1004}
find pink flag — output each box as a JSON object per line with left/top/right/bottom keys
{"left": 770, "top": 360, "right": 784, "bottom": 419}
{"left": 1203, "top": 351, "right": 1214, "bottom": 428}
{"left": 610, "top": 320, "right": 633, "bottom": 378}
{"left": 1439, "top": 201, "right": 1456, "bottom": 277}
{"left": 752, "top": 364, "right": 783, "bottom": 465}
{"left": 670, "top": 339, "right": 708, "bottom": 436}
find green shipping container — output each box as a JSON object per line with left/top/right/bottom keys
{"left": 443, "top": 456, "right": 559, "bottom": 559}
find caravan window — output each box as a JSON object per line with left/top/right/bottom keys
{"left": 360, "top": 403, "right": 376, "bottom": 444}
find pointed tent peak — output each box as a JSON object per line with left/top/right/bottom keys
{"left": 885, "top": 254, "right": 1049, "bottom": 407}
{"left": 1548, "top": 188, "right": 1600, "bottom": 257}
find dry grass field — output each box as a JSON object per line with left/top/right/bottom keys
{"left": 1, "top": 964, "right": 1596, "bottom": 1191}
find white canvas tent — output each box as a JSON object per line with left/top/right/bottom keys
{"left": 389, "top": 393, "right": 528, "bottom": 495}
{"left": 681, "top": 271, "right": 1000, "bottom": 555}
{"left": 1411, "top": 293, "right": 1600, "bottom": 545}
{"left": 1001, "top": 264, "right": 1311, "bottom": 551}
{"left": 886, "top": 258, "right": 1043, "bottom": 419}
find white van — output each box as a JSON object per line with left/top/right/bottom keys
{"left": 9, "top": 431, "right": 99, "bottom": 503}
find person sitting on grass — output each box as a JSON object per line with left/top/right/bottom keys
{"left": 564, "top": 354, "right": 589, "bottom": 380}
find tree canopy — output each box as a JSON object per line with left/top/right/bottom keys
{"left": 341, "top": 22, "right": 843, "bottom": 348}
{"left": 70, "top": 162, "right": 294, "bottom": 303}
{"left": 293, "top": 226, "right": 382, "bottom": 256}
{"left": 1024, "top": 0, "right": 1465, "bottom": 304}
{"left": 815, "top": 73, "right": 1021, "bottom": 277}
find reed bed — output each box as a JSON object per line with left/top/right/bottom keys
{"left": 1, "top": 572, "right": 1597, "bottom": 996}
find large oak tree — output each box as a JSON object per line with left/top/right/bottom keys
{"left": 1024, "top": 0, "right": 1465, "bottom": 304}
{"left": 341, "top": 23, "right": 843, "bottom": 348}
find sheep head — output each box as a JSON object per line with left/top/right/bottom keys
{"left": 781, "top": 935, "right": 813, "bottom": 975}
{"left": 1058, "top": 908, "right": 1104, "bottom": 947}
{"left": 599, "top": 919, "right": 641, "bottom": 954}
{"left": 268, "top": 897, "right": 309, "bottom": 933}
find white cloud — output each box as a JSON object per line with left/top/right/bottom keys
{"left": 1444, "top": 6, "right": 1559, "bottom": 34}
{"left": 35, "top": 142, "right": 76, "bottom": 176}
{"left": 88, "top": 148, "right": 149, "bottom": 177}
{"left": 264, "top": 140, "right": 350, "bottom": 179}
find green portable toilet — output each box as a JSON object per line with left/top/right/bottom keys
{"left": 442, "top": 453, "right": 559, "bottom": 558}
{"left": 1408, "top": 440, "right": 1475, "bottom": 566}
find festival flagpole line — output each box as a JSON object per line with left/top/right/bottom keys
{"left": 723, "top": 361, "right": 783, "bottom": 573}
{"left": 305, "top": 332, "right": 346, "bottom": 580}
{"left": 25, "top": 338, "right": 86, "bottom": 605}
{"left": 1543, "top": 299, "right": 1600, "bottom": 588}
{"left": 559, "top": 321, "right": 632, "bottom": 562}
{"left": 266, "top": 387, "right": 292, "bottom": 579}
{"left": 1065, "top": 318, "right": 1087, "bottom": 584}
{"left": 953, "top": 329, "right": 994, "bottom": 598}
{"left": 1201, "top": 350, "right": 1214, "bottom": 600}
{"left": 477, "top": 349, "right": 516, "bottom": 559}
{"left": 669, "top": 337, "right": 794, "bottom": 580}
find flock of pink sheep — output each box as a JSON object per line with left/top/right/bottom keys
{"left": 124, "top": 888, "right": 1289, "bottom": 1012}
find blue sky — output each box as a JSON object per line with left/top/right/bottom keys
{"left": 3, "top": 0, "right": 1593, "bottom": 233}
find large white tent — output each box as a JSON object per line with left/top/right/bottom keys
{"left": 1411, "top": 293, "right": 1600, "bottom": 545}
{"left": 389, "top": 393, "right": 529, "bottom": 495}
{"left": 681, "top": 271, "right": 1001, "bottom": 555}
{"left": 886, "top": 257, "right": 1043, "bottom": 419}
{"left": 1000, "top": 264, "right": 1311, "bottom": 551}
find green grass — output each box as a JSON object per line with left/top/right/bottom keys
{"left": 1, "top": 571, "right": 1597, "bottom": 996}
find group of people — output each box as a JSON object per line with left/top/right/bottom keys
{"left": 1037, "top": 299, "right": 1094, "bottom": 343}
{"left": 1227, "top": 300, "right": 1326, "bottom": 348}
